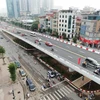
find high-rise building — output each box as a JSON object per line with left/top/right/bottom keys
{"left": 6, "top": 0, "right": 20, "bottom": 18}
{"left": 19, "top": 0, "right": 30, "bottom": 15}
{"left": 42, "top": 0, "right": 53, "bottom": 12}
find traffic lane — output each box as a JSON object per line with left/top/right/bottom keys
{"left": 37, "top": 35, "right": 100, "bottom": 62}
{"left": 24, "top": 36, "right": 85, "bottom": 65}
{"left": 4, "top": 28, "right": 100, "bottom": 62}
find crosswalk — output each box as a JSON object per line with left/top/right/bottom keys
{"left": 39, "top": 85, "right": 74, "bottom": 100}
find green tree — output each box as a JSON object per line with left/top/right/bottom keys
{"left": 62, "top": 33, "right": 66, "bottom": 39}
{"left": 73, "top": 36, "right": 77, "bottom": 43}
{"left": 43, "top": 29, "right": 46, "bottom": 33}
{"left": 31, "top": 21, "right": 39, "bottom": 31}
{"left": 0, "top": 46, "right": 5, "bottom": 64}
{"left": 8, "top": 63, "right": 16, "bottom": 82}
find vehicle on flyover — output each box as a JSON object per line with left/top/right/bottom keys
{"left": 45, "top": 42, "right": 53, "bottom": 47}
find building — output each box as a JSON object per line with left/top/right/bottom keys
{"left": 58, "top": 10, "right": 76, "bottom": 38}
{"left": 80, "top": 14, "right": 100, "bottom": 47}
{"left": 19, "top": 0, "right": 29, "bottom": 16}
{"left": 29, "top": 0, "right": 40, "bottom": 15}
{"left": 6, "top": 0, "right": 20, "bottom": 18}
{"left": 52, "top": 11, "right": 58, "bottom": 32}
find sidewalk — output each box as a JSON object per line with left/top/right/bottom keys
{"left": 72, "top": 76, "right": 91, "bottom": 88}
{"left": 0, "top": 57, "right": 24, "bottom": 100}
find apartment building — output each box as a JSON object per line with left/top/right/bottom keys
{"left": 58, "top": 10, "right": 76, "bottom": 38}
{"left": 80, "top": 14, "right": 100, "bottom": 47}
{"left": 52, "top": 12, "right": 58, "bottom": 32}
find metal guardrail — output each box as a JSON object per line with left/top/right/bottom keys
{"left": 2, "top": 29, "right": 100, "bottom": 85}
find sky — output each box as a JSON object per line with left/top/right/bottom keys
{"left": 0, "top": 0, "right": 100, "bottom": 13}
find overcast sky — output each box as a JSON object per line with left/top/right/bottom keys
{"left": 0, "top": 0, "right": 100, "bottom": 13}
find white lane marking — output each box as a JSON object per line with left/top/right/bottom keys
{"left": 79, "top": 50, "right": 85, "bottom": 53}
{"left": 45, "top": 95, "right": 51, "bottom": 100}
{"left": 57, "top": 89, "right": 65, "bottom": 97}
{"left": 62, "top": 87, "right": 70, "bottom": 94}
{"left": 68, "top": 56, "right": 73, "bottom": 59}
{"left": 49, "top": 94, "right": 56, "bottom": 100}
{"left": 42, "top": 97, "right": 46, "bottom": 100}
{"left": 55, "top": 91, "right": 62, "bottom": 98}
{"left": 67, "top": 85, "right": 75, "bottom": 91}
{"left": 52, "top": 93, "right": 59, "bottom": 100}
{"left": 64, "top": 86, "right": 72, "bottom": 93}
{"left": 60, "top": 88, "right": 68, "bottom": 96}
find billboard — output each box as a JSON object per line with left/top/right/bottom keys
{"left": 80, "top": 25, "right": 86, "bottom": 35}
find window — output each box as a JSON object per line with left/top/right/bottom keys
{"left": 62, "top": 29, "right": 63, "bottom": 31}
{"left": 84, "top": 22, "right": 86, "bottom": 24}
{"left": 73, "top": 15, "right": 75, "bottom": 19}
{"left": 59, "top": 24, "right": 61, "bottom": 26}
{"left": 68, "top": 30, "right": 70, "bottom": 32}
{"left": 72, "top": 25, "right": 74, "bottom": 28}
{"left": 62, "top": 20, "right": 64, "bottom": 22}
{"left": 73, "top": 20, "right": 75, "bottom": 24}
{"left": 62, "top": 24, "right": 63, "bottom": 27}
{"left": 62, "top": 15, "right": 64, "bottom": 18}
{"left": 59, "top": 28, "right": 61, "bottom": 30}
{"left": 65, "top": 15, "right": 67, "bottom": 18}
{"left": 60, "top": 15, "right": 61, "bottom": 18}
{"left": 59, "top": 20, "right": 61, "bottom": 22}
{"left": 65, "top": 25, "right": 67, "bottom": 27}
{"left": 72, "top": 30, "right": 74, "bottom": 33}
{"left": 65, "top": 29, "right": 66, "bottom": 32}
{"left": 65, "top": 20, "right": 67, "bottom": 23}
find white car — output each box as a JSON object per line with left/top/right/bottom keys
{"left": 19, "top": 69, "right": 26, "bottom": 77}
{"left": 47, "top": 71, "right": 55, "bottom": 78}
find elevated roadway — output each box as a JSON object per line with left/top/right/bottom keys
{"left": 1, "top": 25, "right": 100, "bottom": 85}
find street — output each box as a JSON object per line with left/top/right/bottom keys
{"left": 0, "top": 30, "right": 83, "bottom": 100}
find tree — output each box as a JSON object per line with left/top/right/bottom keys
{"left": 31, "top": 21, "right": 39, "bottom": 31}
{"left": 43, "top": 29, "right": 46, "bottom": 33}
{"left": 73, "top": 36, "right": 77, "bottom": 43}
{"left": 0, "top": 46, "right": 5, "bottom": 64}
{"left": 8, "top": 63, "right": 16, "bottom": 82}
{"left": 62, "top": 33, "right": 66, "bottom": 39}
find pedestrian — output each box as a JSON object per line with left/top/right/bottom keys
{"left": 82, "top": 76, "right": 84, "bottom": 81}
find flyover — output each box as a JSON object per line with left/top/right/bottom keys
{"left": 2, "top": 28, "right": 100, "bottom": 85}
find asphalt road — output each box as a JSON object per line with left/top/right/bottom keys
{"left": 0, "top": 30, "right": 83, "bottom": 100}
{"left": 1, "top": 22, "right": 100, "bottom": 85}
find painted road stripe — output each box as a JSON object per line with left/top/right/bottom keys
{"left": 55, "top": 91, "right": 62, "bottom": 98}
{"left": 68, "top": 56, "right": 73, "bottom": 58}
{"left": 65, "top": 86, "right": 72, "bottom": 92}
{"left": 49, "top": 94, "right": 56, "bottom": 100}
{"left": 52, "top": 93, "right": 59, "bottom": 100}
{"left": 45, "top": 95, "right": 51, "bottom": 100}
{"left": 62, "top": 87, "right": 70, "bottom": 94}
{"left": 57, "top": 89, "right": 65, "bottom": 97}
{"left": 60, "top": 88, "right": 68, "bottom": 96}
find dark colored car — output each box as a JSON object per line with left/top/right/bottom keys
{"left": 14, "top": 61, "right": 21, "bottom": 68}
{"left": 82, "top": 57, "right": 100, "bottom": 69}
{"left": 26, "top": 78, "right": 36, "bottom": 91}
{"left": 17, "top": 31, "right": 21, "bottom": 34}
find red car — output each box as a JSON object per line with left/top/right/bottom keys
{"left": 45, "top": 42, "right": 53, "bottom": 47}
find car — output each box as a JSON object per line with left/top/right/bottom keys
{"left": 19, "top": 69, "right": 26, "bottom": 77}
{"left": 45, "top": 42, "right": 53, "bottom": 47}
{"left": 30, "top": 33, "right": 36, "bottom": 37}
{"left": 34, "top": 38, "right": 41, "bottom": 43}
{"left": 94, "top": 68, "right": 100, "bottom": 75}
{"left": 21, "top": 34, "right": 27, "bottom": 36}
{"left": 82, "top": 57, "right": 100, "bottom": 69}
{"left": 14, "top": 61, "right": 21, "bottom": 68}
{"left": 26, "top": 78, "right": 36, "bottom": 91}
{"left": 47, "top": 70, "right": 55, "bottom": 78}
{"left": 17, "top": 31, "right": 21, "bottom": 34}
